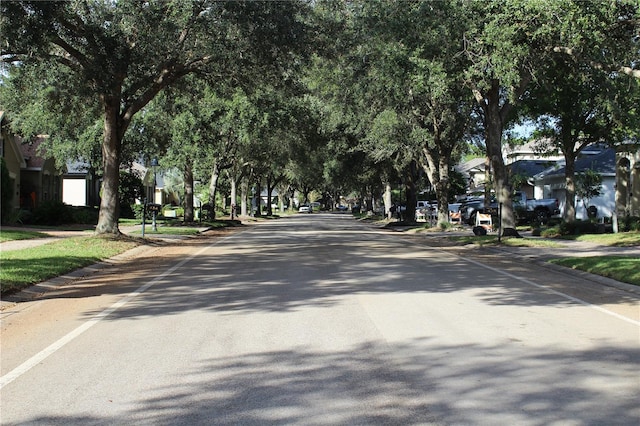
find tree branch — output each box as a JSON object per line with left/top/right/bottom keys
{"left": 553, "top": 46, "right": 640, "bottom": 79}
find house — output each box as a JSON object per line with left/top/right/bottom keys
{"left": 141, "top": 163, "right": 168, "bottom": 206}
{"left": 63, "top": 161, "right": 101, "bottom": 207}
{"left": 455, "top": 157, "right": 487, "bottom": 196}
{"left": 508, "top": 159, "right": 560, "bottom": 199}
{"left": 62, "top": 160, "right": 168, "bottom": 209}
{"left": 531, "top": 146, "right": 617, "bottom": 221}
{"left": 0, "top": 111, "right": 26, "bottom": 214}
{"left": 18, "top": 136, "right": 64, "bottom": 209}
{"left": 503, "top": 138, "right": 564, "bottom": 163}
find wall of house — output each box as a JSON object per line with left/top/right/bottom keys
{"left": 1, "top": 126, "right": 23, "bottom": 212}
{"left": 541, "top": 175, "right": 616, "bottom": 221}
{"left": 575, "top": 178, "right": 615, "bottom": 221}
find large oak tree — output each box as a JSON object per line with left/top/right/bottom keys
{"left": 1, "top": 0, "right": 309, "bottom": 234}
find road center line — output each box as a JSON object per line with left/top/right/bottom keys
{"left": 0, "top": 232, "right": 241, "bottom": 390}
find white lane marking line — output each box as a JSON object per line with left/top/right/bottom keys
{"left": 0, "top": 232, "right": 241, "bottom": 390}
{"left": 355, "top": 228, "right": 640, "bottom": 327}
{"left": 458, "top": 250, "right": 640, "bottom": 327}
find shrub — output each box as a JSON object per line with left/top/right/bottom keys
{"left": 27, "top": 201, "right": 75, "bottom": 226}
{"left": 541, "top": 226, "right": 561, "bottom": 238}
{"left": 559, "top": 219, "right": 599, "bottom": 236}
{"left": 620, "top": 216, "right": 640, "bottom": 232}
{"left": 119, "top": 171, "right": 144, "bottom": 219}
{"left": 438, "top": 221, "right": 452, "bottom": 231}
{"left": 71, "top": 206, "right": 98, "bottom": 224}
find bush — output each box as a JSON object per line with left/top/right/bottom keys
{"left": 26, "top": 201, "right": 75, "bottom": 226}
{"left": 619, "top": 216, "right": 640, "bottom": 232}
{"left": 71, "top": 206, "right": 98, "bottom": 224}
{"left": 559, "top": 219, "right": 599, "bottom": 236}
{"left": 119, "top": 172, "right": 144, "bottom": 219}
{"left": 541, "top": 226, "right": 561, "bottom": 238}
{"left": 438, "top": 221, "right": 453, "bottom": 231}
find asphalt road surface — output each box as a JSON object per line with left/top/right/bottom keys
{"left": 1, "top": 213, "right": 639, "bottom": 425}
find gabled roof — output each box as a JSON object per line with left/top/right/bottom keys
{"left": 508, "top": 159, "right": 560, "bottom": 178}
{"left": 534, "top": 147, "right": 616, "bottom": 180}
{"left": 65, "top": 160, "right": 91, "bottom": 175}
{"left": 19, "top": 135, "right": 51, "bottom": 170}
{"left": 455, "top": 157, "right": 485, "bottom": 174}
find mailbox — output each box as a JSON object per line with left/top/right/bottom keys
{"left": 147, "top": 203, "right": 161, "bottom": 212}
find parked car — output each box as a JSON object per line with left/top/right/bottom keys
{"left": 298, "top": 204, "right": 312, "bottom": 213}
{"left": 512, "top": 191, "right": 560, "bottom": 223}
{"left": 459, "top": 197, "right": 489, "bottom": 225}
{"left": 459, "top": 192, "right": 559, "bottom": 225}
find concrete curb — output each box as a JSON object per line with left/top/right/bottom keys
{"left": 0, "top": 243, "right": 157, "bottom": 310}
{"left": 483, "top": 245, "right": 640, "bottom": 296}
{"left": 0, "top": 226, "right": 215, "bottom": 310}
{"left": 381, "top": 224, "right": 640, "bottom": 296}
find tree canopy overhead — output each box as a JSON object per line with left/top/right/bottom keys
{"left": 1, "top": 0, "right": 637, "bottom": 230}
{"left": 1, "top": 0, "right": 311, "bottom": 233}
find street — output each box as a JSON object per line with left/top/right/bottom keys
{"left": 1, "top": 213, "right": 639, "bottom": 425}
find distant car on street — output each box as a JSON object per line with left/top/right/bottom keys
{"left": 298, "top": 205, "right": 312, "bottom": 213}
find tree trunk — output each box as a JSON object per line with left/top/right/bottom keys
{"left": 183, "top": 162, "right": 194, "bottom": 223}
{"left": 240, "top": 179, "right": 248, "bottom": 216}
{"left": 266, "top": 176, "right": 274, "bottom": 216}
{"left": 254, "top": 179, "right": 262, "bottom": 217}
{"left": 404, "top": 161, "right": 419, "bottom": 223}
{"left": 483, "top": 83, "right": 515, "bottom": 234}
{"left": 209, "top": 162, "right": 220, "bottom": 220}
{"left": 229, "top": 173, "right": 237, "bottom": 219}
{"left": 95, "top": 98, "right": 124, "bottom": 235}
{"left": 564, "top": 154, "right": 577, "bottom": 222}
{"left": 383, "top": 181, "right": 392, "bottom": 219}
{"left": 436, "top": 155, "right": 450, "bottom": 225}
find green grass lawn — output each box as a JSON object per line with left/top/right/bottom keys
{"left": 561, "top": 231, "right": 640, "bottom": 247}
{"left": 0, "top": 236, "right": 141, "bottom": 295}
{"left": 0, "top": 229, "right": 50, "bottom": 242}
{"left": 0, "top": 220, "right": 240, "bottom": 296}
{"left": 549, "top": 256, "right": 640, "bottom": 286}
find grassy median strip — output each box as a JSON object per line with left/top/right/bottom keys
{"left": 549, "top": 256, "right": 640, "bottom": 287}
{"left": 0, "top": 236, "right": 140, "bottom": 295}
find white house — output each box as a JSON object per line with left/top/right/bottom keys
{"left": 531, "top": 146, "right": 616, "bottom": 221}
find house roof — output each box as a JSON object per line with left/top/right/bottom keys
{"left": 65, "top": 160, "right": 91, "bottom": 175}
{"left": 455, "top": 157, "right": 485, "bottom": 174}
{"left": 19, "top": 135, "right": 51, "bottom": 170}
{"left": 508, "top": 159, "right": 559, "bottom": 178}
{"left": 534, "top": 146, "right": 616, "bottom": 180}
